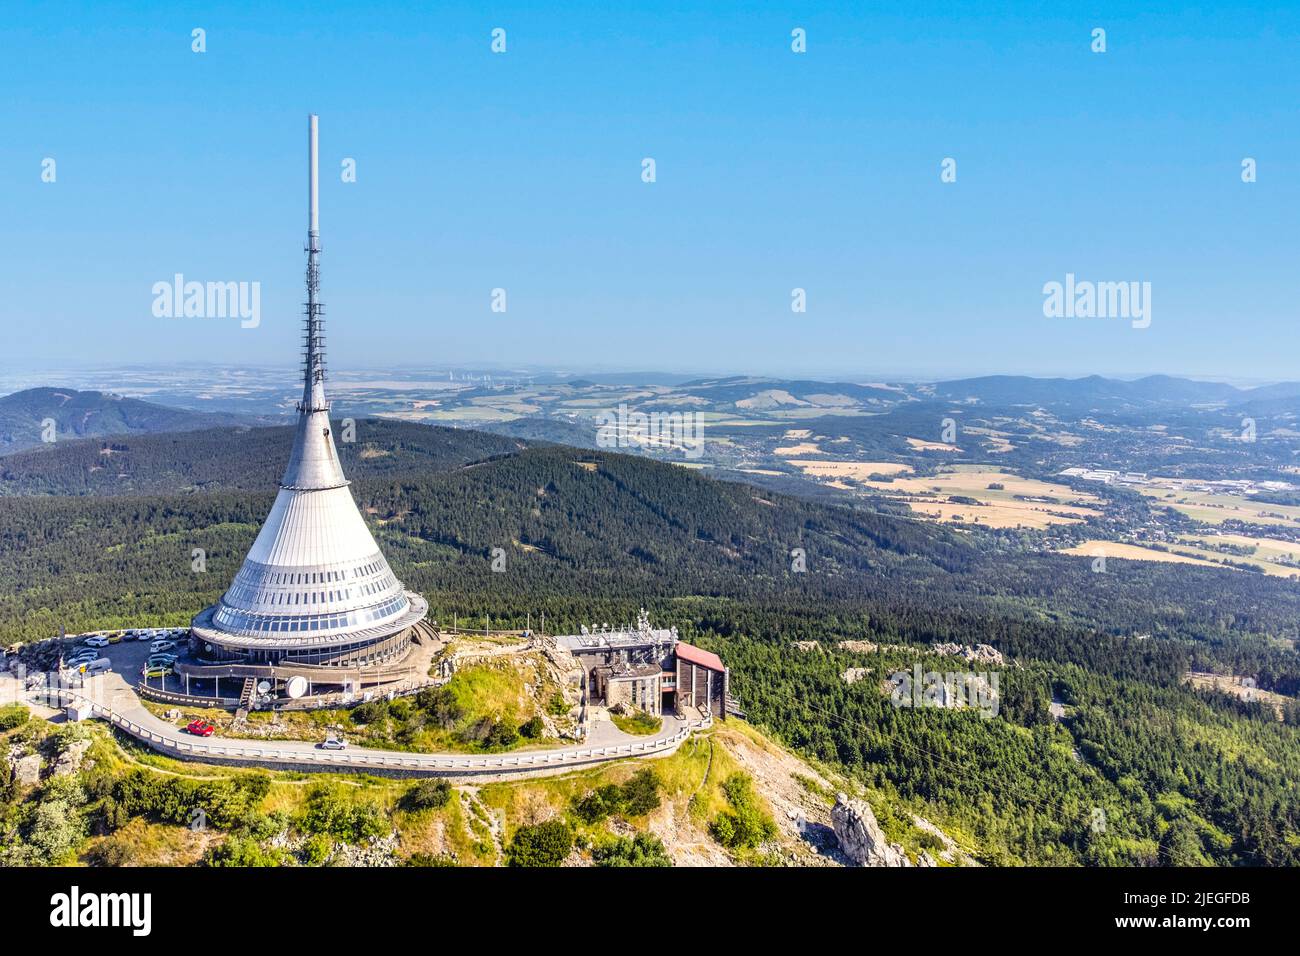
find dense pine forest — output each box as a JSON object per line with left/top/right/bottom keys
{"left": 2, "top": 421, "right": 1299, "bottom": 865}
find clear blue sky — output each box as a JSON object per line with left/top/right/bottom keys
{"left": 2, "top": 0, "right": 1297, "bottom": 382}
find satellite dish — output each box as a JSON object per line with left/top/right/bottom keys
{"left": 256, "top": 680, "right": 272, "bottom": 695}
{"left": 286, "top": 675, "right": 309, "bottom": 699}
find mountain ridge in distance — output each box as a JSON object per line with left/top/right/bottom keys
{"left": 0, "top": 387, "right": 273, "bottom": 455}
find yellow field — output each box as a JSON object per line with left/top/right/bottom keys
{"left": 786, "top": 460, "right": 914, "bottom": 479}
{"left": 858, "top": 466, "right": 1101, "bottom": 501}
{"left": 774, "top": 442, "right": 821, "bottom": 455}
{"left": 1185, "top": 533, "right": 1300, "bottom": 560}
{"left": 905, "top": 437, "right": 960, "bottom": 452}
{"left": 961, "top": 426, "right": 1015, "bottom": 453}
{"left": 1059, "top": 540, "right": 1221, "bottom": 568}
{"left": 1138, "top": 488, "right": 1300, "bottom": 528}
{"left": 803, "top": 465, "right": 1107, "bottom": 529}
{"left": 910, "top": 501, "right": 1089, "bottom": 529}
{"left": 1171, "top": 534, "right": 1300, "bottom": 578}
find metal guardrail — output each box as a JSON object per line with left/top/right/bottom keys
{"left": 49, "top": 686, "right": 711, "bottom": 775}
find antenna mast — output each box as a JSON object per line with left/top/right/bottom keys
{"left": 301, "top": 113, "right": 327, "bottom": 413}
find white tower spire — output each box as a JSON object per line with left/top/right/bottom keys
{"left": 192, "top": 114, "right": 426, "bottom": 657}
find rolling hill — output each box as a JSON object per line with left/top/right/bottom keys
{"left": 0, "top": 387, "right": 270, "bottom": 455}
{"left": 0, "top": 418, "right": 527, "bottom": 496}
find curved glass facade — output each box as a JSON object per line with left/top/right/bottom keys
{"left": 213, "top": 592, "right": 409, "bottom": 635}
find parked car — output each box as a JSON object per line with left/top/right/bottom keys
{"left": 83, "top": 635, "right": 110, "bottom": 648}
{"left": 319, "top": 736, "right": 348, "bottom": 751}
{"left": 105, "top": 634, "right": 122, "bottom": 644}
{"left": 150, "top": 640, "right": 177, "bottom": 652}
{"left": 80, "top": 659, "right": 112, "bottom": 676}
{"left": 136, "top": 631, "right": 154, "bottom": 641}
{"left": 141, "top": 664, "right": 173, "bottom": 678}
{"left": 147, "top": 655, "right": 178, "bottom": 668}
{"left": 185, "top": 719, "right": 215, "bottom": 737}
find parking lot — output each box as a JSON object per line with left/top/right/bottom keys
{"left": 62, "top": 628, "right": 190, "bottom": 694}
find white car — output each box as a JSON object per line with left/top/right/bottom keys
{"left": 151, "top": 640, "right": 177, "bottom": 652}
{"left": 137, "top": 631, "right": 154, "bottom": 641}
{"left": 83, "top": 636, "right": 110, "bottom": 648}
{"left": 319, "top": 736, "right": 348, "bottom": 751}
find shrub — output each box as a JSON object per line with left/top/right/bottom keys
{"left": 111, "top": 770, "right": 269, "bottom": 832}
{"left": 403, "top": 778, "right": 452, "bottom": 812}
{"left": 0, "top": 704, "right": 30, "bottom": 732}
{"left": 416, "top": 685, "right": 463, "bottom": 729}
{"left": 24, "top": 794, "right": 87, "bottom": 864}
{"left": 202, "top": 835, "right": 291, "bottom": 867}
{"left": 300, "top": 785, "right": 387, "bottom": 843}
{"left": 484, "top": 719, "right": 519, "bottom": 749}
{"left": 388, "top": 698, "right": 414, "bottom": 722}
{"left": 350, "top": 700, "right": 389, "bottom": 725}
{"left": 573, "top": 783, "right": 626, "bottom": 824}
{"left": 710, "top": 773, "right": 777, "bottom": 850}
{"left": 571, "top": 769, "right": 661, "bottom": 823}
{"left": 916, "top": 829, "right": 946, "bottom": 852}
{"left": 593, "top": 832, "right": 672, "bottom": 867}
{"left": 620, "top": 769, "right": 662, "bottom": 816}
{"left": 507, "top": 820, "right": 572, "bottom": 867}
{"left": 300, "top": 834, "right": 333, "bottom": 866}
{"left": 518, "top": 716, "right": 545, "bottom": 739}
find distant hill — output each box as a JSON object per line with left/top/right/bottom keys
{"left": 0, "top": 387, "right": 269, "bottom": 455}
{"left": 0, "top": 418, "right": 528, "bottom": 496}
{"left": 933, "top": 374, "right": 1300, "bottom": 408}
{"left": 676, "top": 376, "right": 901, "bottom": 405}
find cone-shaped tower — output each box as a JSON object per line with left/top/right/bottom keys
{"left": 191, "top": 115, "right": 426, "bottom": 669}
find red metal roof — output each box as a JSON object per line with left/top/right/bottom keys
{"left": 675, "top": 642, "right": 725, "bottom": 672}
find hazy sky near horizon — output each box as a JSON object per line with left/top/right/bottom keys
{"left": 3, "top": 1, "right": 1299, "bottom": 382}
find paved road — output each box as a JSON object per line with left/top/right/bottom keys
{"left": 3, "top": 668, "right": 706, "bottom": 781}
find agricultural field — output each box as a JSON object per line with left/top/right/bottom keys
{"left": 852, "top": 466, "right": 1105, "bottom": 529}
{"left": 1059, "top": 540, "right": 1223, "bottom": 569}
{"left": 1139, "top": 487, "right": 1300, "bottom": 528}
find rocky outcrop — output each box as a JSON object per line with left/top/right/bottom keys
{"left": 7, "top": 746, "right": 41, "bottom": 786}
{"left": 831, "top": 793, "right": 912, "bottom": 867}
{"left": 932, "top": 642, "right": 1004, "bottom": 666}
{"left": 841, "top": 668, "right": 871, "bottom": 684}
{"left": 51, "top": 738, "right": 92, "bottom": 778}
{"left": 837, "top": 640, "right": 878, "bottom": 654}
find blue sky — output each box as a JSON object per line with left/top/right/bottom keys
{"left": 2, "top": 0, "right": 1298, "bottom": 382}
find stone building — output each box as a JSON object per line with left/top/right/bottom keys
{"left": 552, "top": 610, "right": 732, "bottom": 719}
{"left": 593, "top": 662, "right": 663, "bottom": 717}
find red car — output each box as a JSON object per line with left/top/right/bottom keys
{"left": 185, "top": 719, "right": 215, "bottom": 737}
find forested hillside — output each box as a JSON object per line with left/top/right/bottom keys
{"left": 0, "top": 419, "right": 526, "bottom": 496}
